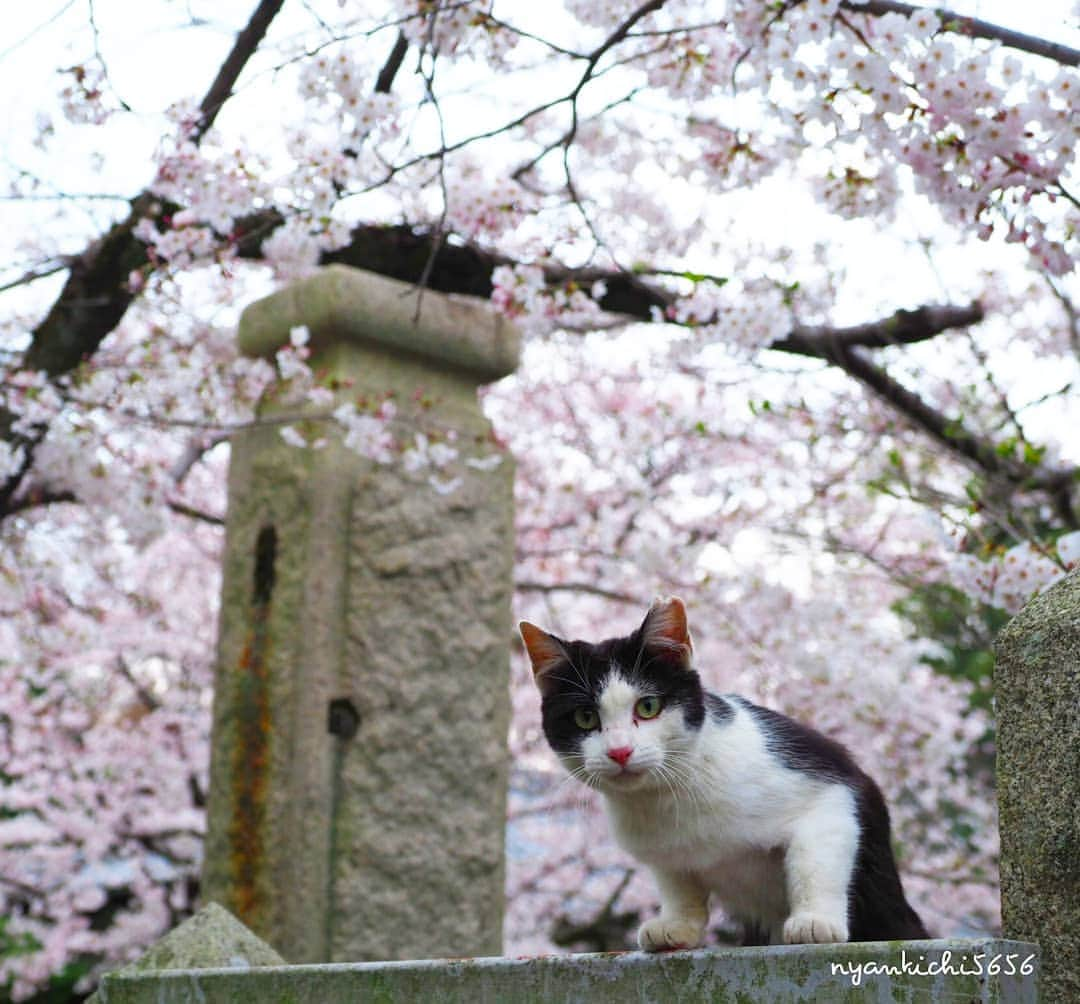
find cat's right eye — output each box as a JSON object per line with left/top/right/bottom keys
{"left": 573, "top": 707, "right": 599, "bottom": 731}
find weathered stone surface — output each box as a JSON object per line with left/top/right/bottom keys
{"left": 201, "top": 267, "right": 517, "bottom": 964}
{"left": 88, "top": 903, "right": 283, "bottom": 1003}
{"left": 995, "top": 568, "right": 1080, "bottom": 1004}
{"left": 99, "top": 939, "right": 1040, "bottom": 1004}
{"left": 332, "top": 451, "right": 512, "bottom": 962}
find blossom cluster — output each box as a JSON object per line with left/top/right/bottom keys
{"left": 149, "top": 141, "right": 270, "bottom": 239}
{"left": 769, "top": 4, "right": 1079, "bottom": 274}
{"left": 0, "top": 519, "right": 214, "bottom": 1000}
{"left": 443, "top": 161, "right": 535, "bottom": 243}
{"left": 685, "top": 121, "right": 784, "bottom": 191}
{"left": 950, "top": 532, "right": 1080, "bottom": 614}
{"left": 622, "top": 0, "right": 1078, "bottom": 278}
{"left": 399, "top": 1, "right": 519, "bottom": 62}
{"left": 491, "top": 264, "right": 606, "bottom": 334}
{"left": 270, "top": 328, "right": 502, "bottom": 493}
{"left": 664, "top": 278, "right": 791, "bottom": 353}
{"left": 296, "top": 48, "right": 402, "bottom": 148}
{"left": 57, "top": 63, "right": 114, "bottom": 126}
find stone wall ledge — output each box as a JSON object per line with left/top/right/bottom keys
{"left": 100, "top": 938, "right": 1038, "bottom": 1003}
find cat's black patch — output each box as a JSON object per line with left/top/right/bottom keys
{"left": 739, "top": 920, "right": 770, "bottom": 946}
{"left": 847, "top": 775, "right": 931, "bottom": 941}
{"left": 733, "top": 697, "right": 861, "bottom": 785}
{"left": 705, "top": 693, "right": 734, "bottom": 724}
{"left": 538, "top": 627, "right": 705, "bottom": 755}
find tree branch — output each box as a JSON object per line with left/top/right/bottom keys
{"left": 550, "top": 868, "right": 638, "bottom": 953}
{"left": 259, "top": 219, "right": 1077, "bottom": 526}
{"left": 167, "top": 499, "right": 225, "bottom": 525}
{"left": 773, "top": 303, "right": 985, "bottom": 357}
{"left": 1, "top": 488, "right": 76, "bottom": 516}
{"left": 115, "top": 655, "right": 161, "bottom": 713}
{"left": 827, "top": 343, "right": 1078, "bottom": 525}
{"left": 846, "top": 1, "right": 1080, "bottom": 67}
{"left": 23, "top": 0, "right": 287, "bottom": 377}
{"left": 2, "top": 0, "right": 289, "bottom": 513}
{"left": 21, "top": 193, "right": 156, "bottom": 376}
{"left": 374, "top": 31, "right": 409, "bottom": 93}
{"left": 193, "top": 0, "right": 287, "bottom": 142}
{"left": 0, "top": 259, "right": 70, "bottom": 295}
{"left": 12, "top": 179, "right": 1074, "bottom": 529}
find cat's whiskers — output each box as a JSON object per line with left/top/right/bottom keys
{"left": 541, "top": 670, "right": 591, "bottom": 694}
{"left": 659, "top": 758, "right": 705, "bottom": 815}
{"left": 649, "top": 760, "right": 689, "bottom": 828}
{"left": 552, "top": 764, "right": 602, "bottom": 814}
{"left": 655, "top": 750, "right": 708, "bottom": 816}
{"left": 561, "top": 647, "right": 592, "bottom": 696}
{"left": 667, "top": 746, "right": 726, "bottom": 796}
{"left": 631, "top": 646, "right": 668, "bottom": 680}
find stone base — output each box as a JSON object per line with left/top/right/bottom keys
{"left": 87, "top": 903, "right": 284, "bottom": 1004}
{"left": 99, "top": 939, "right": 1038, "bottom": 1003}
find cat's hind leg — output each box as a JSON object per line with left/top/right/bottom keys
{"left": 782, "top": 784, "right": 859, "bottom": 944}
{"left": 638, "top": 868, "right": 709, "bottom": 952}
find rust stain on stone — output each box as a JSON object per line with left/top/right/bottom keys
{"left": 226, "top": 525, "right": 277, "bottom": 929}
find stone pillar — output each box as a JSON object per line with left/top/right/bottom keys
{"left": 201, "top": 265, "right": 519, "bottom": 964}
{"left": 995, "top": 567, "right": 1080, "bottom": 1003}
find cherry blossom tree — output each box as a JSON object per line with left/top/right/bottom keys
{"left": 1, "top": 0, "right": 1078, "bottom": 998}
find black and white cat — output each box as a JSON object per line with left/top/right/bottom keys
{"left": 519, "top": 597, "right": 929, "bottom": 951}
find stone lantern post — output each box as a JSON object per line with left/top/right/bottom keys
{"left": 201, "top": 265, "right": 519, "bottom": 964}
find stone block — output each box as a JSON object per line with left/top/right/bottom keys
{"left": 237, "top": 263, "right": 519, "bottom": 382}
{"left": 995, "top": 567, "right": 1080, "bottom": 1004}
{"left": 87, "top": 902, "right": 283, "bottom": 1003}
{"left": 99, "top": 939, "right": 1040, "bottom": 1003}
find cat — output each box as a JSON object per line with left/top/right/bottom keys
{"left": 519, "top": 596, "right": 929, "bottom": 951}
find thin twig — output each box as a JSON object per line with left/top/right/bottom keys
{"left": 515, "top": 580, "right": 640, "bottom": 603}
{"left": 0, "top": 261, "right": 70, "bottom": 294}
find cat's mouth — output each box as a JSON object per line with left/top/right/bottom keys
{"left": 599, "top": 765, "right": 649, "bottom": 788}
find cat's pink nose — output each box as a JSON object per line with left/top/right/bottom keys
{"left": 607, "top": 746, "right": 633, "bottom": 767}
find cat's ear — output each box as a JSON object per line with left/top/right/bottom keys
{"left": 519, "top": 622, "right": 567, "bottom": 692}
{"left": 639, "top": 596, "right": 693, "bottom": 667}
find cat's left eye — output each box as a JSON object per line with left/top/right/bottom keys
{"left": 635, "top": 696, "right": 663, "bottom": 719}
{"left": 573, "top": 707, "right": 600, "bottom": 731}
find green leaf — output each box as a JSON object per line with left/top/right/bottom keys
{"left": 679, "top": 271, "right": 728, "bottom": 286}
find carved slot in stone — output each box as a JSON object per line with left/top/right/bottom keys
{"left": 253, "top": 526, "right": 277, "bottom": 605}
{"left": 327, "top": 698, "right": 360, "bottom": 740}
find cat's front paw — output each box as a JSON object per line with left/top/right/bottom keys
{"left": 638, "top": 917, "right": 705, "bottom": 952}
{"left": 782, "top": 911, "right": 848, "bottom": 944}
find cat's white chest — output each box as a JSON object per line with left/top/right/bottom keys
{"left": 698, "top": 847, "right": 789, "bottom": 926}
{"left": 605, "top": 797, "right": 791, "bottom": 925}
{"left": 603, "top": 786, "right": 745, "bottom": 864}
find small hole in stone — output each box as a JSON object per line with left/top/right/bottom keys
{"left": 253, "top": 526, "right": 277, "bottom": 605}
{"left": 328, "top": 698, "right": 360, "bottom": 740}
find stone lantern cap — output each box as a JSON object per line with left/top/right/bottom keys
{"left": 238, "top": 265, "right": 520, "bottom": 384}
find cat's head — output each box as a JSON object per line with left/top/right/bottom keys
{"left": 519, "top": 597, "right": 705, "bottom": 794}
